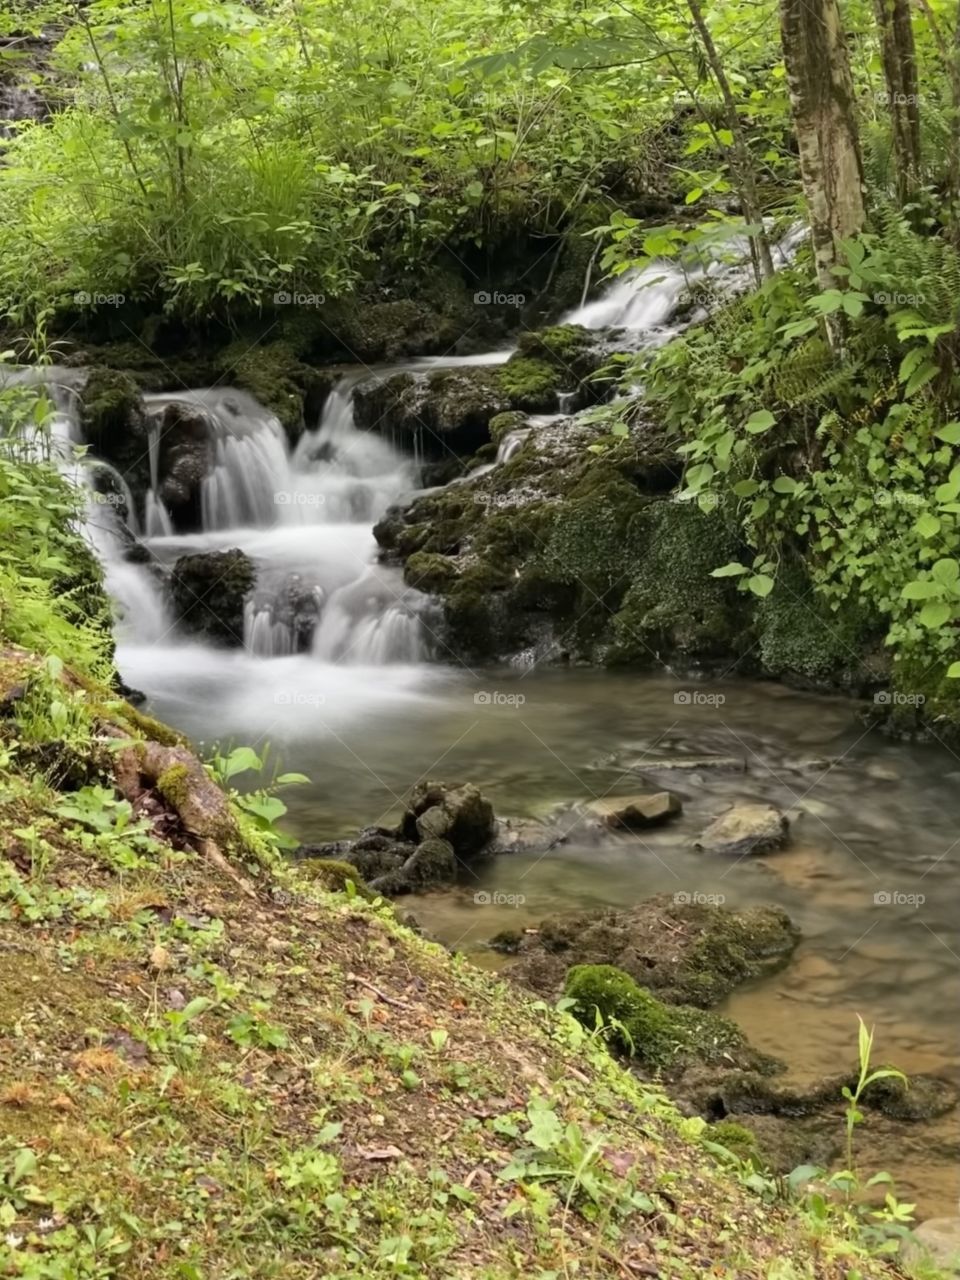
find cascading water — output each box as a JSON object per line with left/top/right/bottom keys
{"left": 562, "top": 220, "right": 806, "bottom": 341}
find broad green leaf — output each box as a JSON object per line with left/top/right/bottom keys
{"left": 744, "top": 409, "right": 775, "bottom": 434}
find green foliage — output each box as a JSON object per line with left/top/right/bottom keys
{"left": 601, "top": 212, "right": 960, "bottom": 699}
{"left": 0, "top": 384, "right": 114, "bottom": 681}
{"left": 0, "top": 0, "right": 672, "bottom": 325}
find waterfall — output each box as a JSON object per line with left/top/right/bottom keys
{"left": 562, "top": 220, "right": 806, "bottom": 339}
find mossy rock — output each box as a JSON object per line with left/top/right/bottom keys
{"left": 216, "top": 340, "right": 335, "bottom": 440}
{"left": 296, "top": 857, "right": 375, "bottom": 901}
{"left": 505, "top": 894, "right": 799, "bottom": 1007}
{"left": 403, "top": 552, "right": 458, "bottom": 593}
{"left": 514, "top": 324, "right": 602, "bottom": 382}
{"left": 169, "top": 549, "right": 256, "bottom": 647}
{"left": 497, "top": 356, "right": 563, "bottom": 411}
{"left": 563, "top": 963, "right": 776, "bottom": 1075}
{"left": 79, "top": 367, "right": 150, "bottom": 499}
{"left": 757, "top": 559, "right": 881, "bottom": 690}
{"left": 704, "top": 1120, "right": 760, "bottom": 1161}
{"left": 489, "top": 411, "right": 528, "bottom": 446}
{"left": 608, "top": 498, "right": 749, "bottom": 665}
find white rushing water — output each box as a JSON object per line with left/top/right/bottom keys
{"left": 562, "top": 220, "right": 806, "bottom": 341}
{"left": 1, "top": 217, "right": 806, "bottom": 707}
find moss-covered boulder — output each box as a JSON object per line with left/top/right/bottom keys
{"left": 355, "top": 368, "right": 508, "bottom": 457}
{"left": 79, "top": 368, "right": 151, "bottom": 501}
{"left": 514, "top": 323, "right": 605, "bottom": 386}
{"left": 504, "top": 894, "right": 799, "bottom": 1006}
{"left": 403, "top": 551, "right": 459, "bottom": 593}
{"left": 607, "top": 499, "right": 749, "bottom": 665}
{"left": 296, "top": 857, "right": 376, "bottom": 900}
{"left": 169, "top": 548, "right": 255, "bottom": 646}
{"left": 564, "top": 964, "right": 779, "bottom": 1076}
{"left": 214, "top": 341, "right": 336, "bottom": 441}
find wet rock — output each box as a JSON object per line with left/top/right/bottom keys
{"left": 402, "top": 838, "right": 457, "bottom": 888}
{"left": 354, "top": 368, "right": 508, "bottom": 457}
{"left": 80, "top": 368, "right": 151, "bottom": 501}
{"left": 583, "top": 791, "right": 681, "bottom": 830}
{"left": 156, "top": 401, "right": 213, "bottom": 530}
{"left": 564, "top": 963, "right": 780, "bottom": 1077}
{"left": 400, "top": 781, "right": 496, "bottom": 856}
{"left": 169, "top": 549, "right": 255, "bottom": 646}
{"left": 486, "top": 817, "right": 565, "bottom": 854}
{"left": 504, "top": 894, "right": 799, "bottom": 1006}
{"left": 694, "top": 804, "right": 789, "bottom": 858}
{"left": 296, "top": 781, "right": 497, "bottom": 895}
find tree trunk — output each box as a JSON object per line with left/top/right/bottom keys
{"left": 684, "top": 0, "right": 775, "bottom": 282}
{"left": 873, "top": 0, "right": 922, "bottom": 203}
{"left": 779, "top": 0, "right": 867, "bottom": 292}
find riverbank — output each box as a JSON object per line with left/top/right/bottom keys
{"left": 0, "top": 661, "right": 928, "bottom": 1279}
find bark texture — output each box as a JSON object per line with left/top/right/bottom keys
{"left": 779, "top": 0, "right": 867, "bottom": 291}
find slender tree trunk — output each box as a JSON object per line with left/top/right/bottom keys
{"left": 873, "top": 0, "right": 921, "bottom": 203}
{"left": 683, "top": 0, "right": 775, "bottom": 282}
{"left": 779, "top": 0, "right": 867, "bottom": 294}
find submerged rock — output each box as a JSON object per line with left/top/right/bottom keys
{"left": 694, "top": 803, "right": 790, "bottom": 858}
{"left": 583, "top": 791, "right": 682, "bottom": 829}
{"left": 169, "top": 548, "right": 255, "bottom": 646}
{"left": 504, "top": 894, "right": 799, "bottom": 1006}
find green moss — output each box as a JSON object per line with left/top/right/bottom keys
{"left": 539, "top": 468, "right": 645, "bottom": 589}
{"left": 497, "top": 356, "right": 564, "bottom": 411}
{"left": 216, "top": 340, "right": 332, "bottom": 435}
{"left": 705, "top": 1120, "right": 760, "bottom": 1161}
{"left": 563, "top": 963, "right": 758, "bottom": 1072}
{"left": 514, "top": 324, "right": 599, "bottom": 381}
{"left": 79, "top": 368, "right": 142, "bottom": 442}
{"left": 156, "top": 763, "right": 191, "bottom": 809}
{"left": 673, "top": 905, "right": 800, "bottom": 1008}
{"left": 608, "top": 498, "right": 747, "bottom": 664}
{"left": 404, "top": 551, "right": 459, "bottom": 593}
{"left": 296, "top": 857, "right": 375, "bottom": 900}
{"left": 489, "top": 411, "right": 528, "bottom": 445}
{"left": 757, "top": 561, "right": 877, "bottom": 684}
{"left": 116, "top": 702, "right": 187, "bottom": 747}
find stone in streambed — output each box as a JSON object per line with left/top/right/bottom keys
{"left": 583, "top": 791, "right": 681, "bottom": 830}
{"left": 401, "top": 780, "right": 495, "bottom": 856}
{"left": 169, "top": 548, "right": 255, "bottom": 647}
{"left": 504, "top": 894, "right": 799, "bottom": 1006}
{"left": 694, "top": 803, "right": 789, "bottom": 857}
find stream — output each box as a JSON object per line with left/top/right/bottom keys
{"left": 7, "top": 226, "right": 958, "bottom": 1216}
